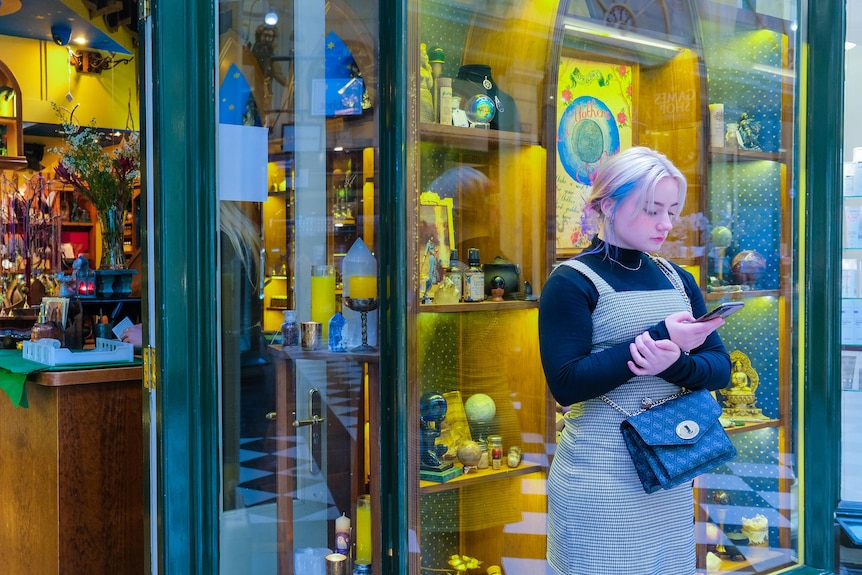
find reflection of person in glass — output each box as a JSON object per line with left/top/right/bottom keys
{"left": 250, "top": 24, "right": 294, "bottom": 125}
{"left": 426, "top": 166, "right": 501, "bottom": 262}
{"left": 539, "top": 147, "right": 731, "bottom": 574}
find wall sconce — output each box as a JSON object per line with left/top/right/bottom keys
{"left": 70, "top": 50, "right": 134, "bottom": 74}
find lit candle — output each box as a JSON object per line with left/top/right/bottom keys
{"left": 325, "top": 553, "right": 348, "bottom": 575}
{"left": 349, "top": 275, "right": 377, "bottom": 299}
{"left": 334, "top": 512, "right": 350, "bottom": 555}
{"left": 355, "top": 494, "right": 372, "bottom": 564}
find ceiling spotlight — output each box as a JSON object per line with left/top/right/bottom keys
{"left": 264, "top": 11, "right": 278, "bottom": 26}
{"left": 51, "top": 23, "right": 72, "bottom": 46}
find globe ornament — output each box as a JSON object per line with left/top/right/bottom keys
{"left": 731, "top": 250, "right": 767, "bottom": 286}
{"left": 711, "top": 226, "right": 733, "bottom": 248}
{"left": 464, "top": 393, "right": 496, "bottom": 423}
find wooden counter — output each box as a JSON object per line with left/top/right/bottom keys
{"left": 0, "top": 365, "right": 144, "bottom": 575}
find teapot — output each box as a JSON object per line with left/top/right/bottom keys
{"left": 482, "top": 256, "right": 520, "bottom": 299}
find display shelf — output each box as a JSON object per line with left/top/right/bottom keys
{"left": 0, "top": 60, "right": 25, "bottom": 170}
{"left": 419, "top": 462, "right": 544, "bottom": 494}
{"left": 419, "top": 123, "right": 540, "bottom": 148}
{"left": 709, "top": 147, "right": 784, "bottom": 163}
{"left": 724, "top": 419, "right": 779, "bottom": 434}
{"left": 704, "top": 289, "right": 781, "bottom": 301}
{"left": 705, "top": 546, "right": 795, "bottom": 574}
{"left": 419, "top": 299, "right": 538, "bottom": 313}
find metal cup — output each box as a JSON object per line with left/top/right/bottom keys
{"left": 94, "top": 323, "right": 114, "bottom": 341}
{"left": 301, "top": 321, "right": 322, "bottom": 350}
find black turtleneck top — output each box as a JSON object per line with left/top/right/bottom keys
{"left": 538, "top": 237, "right": 731, "bottom": 406}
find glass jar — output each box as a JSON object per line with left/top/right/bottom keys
{"left": 487, "top": 435, "right": 503, "bottom": 470}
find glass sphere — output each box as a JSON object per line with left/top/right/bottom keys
{"left": 465, "top": 94, "right": 496, "bottom": 124}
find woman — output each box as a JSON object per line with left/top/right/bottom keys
{"left": 539, "top": 146, "right": 731, "bottom": 574}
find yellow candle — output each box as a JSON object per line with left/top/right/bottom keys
{"left": 350, "top": 275, "right": 377, "bottom": 299}
{"left": 311, "top": 266, "right": 336, "bottom": 337}
{"left": 355, "top": 494, "right": 372, "bottom": 564}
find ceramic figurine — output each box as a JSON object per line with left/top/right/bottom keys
{"left": 419, "top": 43, "right": 435, "bottom": 122}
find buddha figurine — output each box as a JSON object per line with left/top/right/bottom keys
{"left": 720, "top": 352, "right": 769, "bottom": 421}
{"left": 730, "top": 360, "right": 752, "bottom": 392}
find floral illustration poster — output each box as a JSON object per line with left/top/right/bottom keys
{"left": 555, "top": 57, "right": 635, "bottom": 253}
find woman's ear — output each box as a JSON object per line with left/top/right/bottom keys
{"left": 599, "top": 198, "right": 614, "bottom": 219}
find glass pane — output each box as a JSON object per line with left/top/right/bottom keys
{"left": 842, "top": 0, "right": 862, "bottom": 504}
{"left": 407, "top": 1, "right": 801, "bottom": 573}
{"left": 217, "top": 1, "right": 379, "bottom": 573}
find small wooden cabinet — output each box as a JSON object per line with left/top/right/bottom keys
{"left": 0, "top": 366, "right": 144, "bottom": 575}
{"left": 269, "top": 345, "right": 380, "bottom": 575}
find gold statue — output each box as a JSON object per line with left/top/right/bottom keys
{"left": 720, "top": 351, "right": 769, "bottom": 421}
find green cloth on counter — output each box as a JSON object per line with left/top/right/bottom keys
{"left": 0, "top": 350, "right": 47, "bottom": 408}
{"left": 0, "top": 349, "right": 142, "bottom": 409}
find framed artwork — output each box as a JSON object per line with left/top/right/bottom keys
{"left": 554, "top": 54, "right": 636, "bottom": 257}
{"left": 842, "top": 350, "right": 862, "bottom": 391}
{"left": 418, "top": 191, "right": 454, "bottom": 300}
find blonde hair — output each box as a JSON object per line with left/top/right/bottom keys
{"left": 220, "top": 201, "right": 261, "bottom": 286}
{"left": 585, "top": 146, "right": 686, "bottom": 248}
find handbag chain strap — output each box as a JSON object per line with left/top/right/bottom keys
{"left": 599, "top": 389, "right": 690, "bottom": 418}
{"left": 649, "top": 255, "right": 691, "bottom": 312}
{"left": 597, "top": 255, "right": 691, "bottom": 417}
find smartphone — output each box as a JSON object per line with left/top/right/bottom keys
{"left": 695, "top": 302, "right": 744, "bottom": 322}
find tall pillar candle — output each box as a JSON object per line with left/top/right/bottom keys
{"left": 355, "top": 494, "right": 372, "bottom": 565}
{"left": 311, "top": 264, "right": 336, "bottom": 338}
{"left": 335, "top": 512, "right": 351, "bottom": 555}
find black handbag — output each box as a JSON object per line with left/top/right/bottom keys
{"left": 601, "top": 389, "right": 737, "bottom": 493}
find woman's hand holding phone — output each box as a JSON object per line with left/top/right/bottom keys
{"left": 665, "top": 311, "right": 725, "bottom": 353}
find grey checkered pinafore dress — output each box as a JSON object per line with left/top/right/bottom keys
{"left": 546, "top": 259, "right": 696, "bottom": 575}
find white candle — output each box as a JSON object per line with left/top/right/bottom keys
{"left": 335, "top": 513, "right": 350, "bottom": 555}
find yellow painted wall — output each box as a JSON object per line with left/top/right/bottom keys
{"left": 0, "top": 35, "right": 139, "bottom": 130}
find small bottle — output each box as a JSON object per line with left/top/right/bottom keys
{"left": 328, "top": 311, "right": 348, "bottom": 352}
{"left": 281, "top": 310, "right": 299, "bottom": 347}
{"left": 447, "top": 249, "right": 464, "bottom": 302}
{"left": 31, "top": 304, "right": 55, "bottom": 342}
{"left": 488, "top": 435, "right": 503, "bottom": 470}
{"left": 464, "top": 247, "right": 485, "bottom": 302}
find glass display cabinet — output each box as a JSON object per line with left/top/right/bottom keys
{"left": 0, "top": 59, "right": 26, "bottom": 171}
{"left": 405, "top": 0, "right": 802, "bottom": 573}
{"left": 217, "top": 0, "right": 803, "bottom": 573}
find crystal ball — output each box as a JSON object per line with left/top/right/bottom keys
{"left": 465, "top": 94, "right": 496, "bottom": 124}
{"left": 711, "top": 225, "right": 733, "bottom": 248}
{"left": 731, "top": 250, "right": 767, "bottom": 285}
{"left": 465, "top": 393, "right": 496, "bottom": 423}
{"left": 457, "top": 440, "right": 482, "bottom": 467}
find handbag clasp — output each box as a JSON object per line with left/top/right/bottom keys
{"left": 676, "top": 420, "right": 700, "bottom": 440}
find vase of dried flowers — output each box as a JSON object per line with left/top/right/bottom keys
{"left": 50, "top": 103, "right": 139, "bottom": 270}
